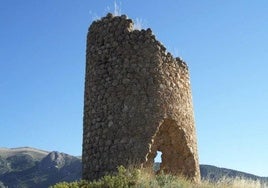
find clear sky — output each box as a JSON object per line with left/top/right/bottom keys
{"left": 1, "top": 0, "right": 268, "bottom": 177}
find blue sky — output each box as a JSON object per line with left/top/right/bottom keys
{"left": 1, "top": 1, "right": 268, "bottom": 176}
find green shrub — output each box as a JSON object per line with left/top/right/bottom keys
{"left": 50, "top": 166, "right": 140, "bottom": 188}
{"left": 51, "top": 180, "right": 90, "bottom": 188}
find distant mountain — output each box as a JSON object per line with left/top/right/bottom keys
{"left": 200, "top": 164, "right": 268, "bottom": 183}
{"left": 0, "top": 147, "right": 81, "bottom": 188}
{"left": 0, "top": 147, "right": 267, "bottom": 187}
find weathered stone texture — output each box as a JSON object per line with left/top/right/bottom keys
{"left": 82, "top": 13, "right": 200, "bottom": 182}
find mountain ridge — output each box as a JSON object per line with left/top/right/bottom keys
{"left": 0, "top": 147, "right": 49, "bottom": 160}
{"left": 0, "top": 147, "right": 81, "bottom": 188}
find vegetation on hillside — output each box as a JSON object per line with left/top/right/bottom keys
{"left": 0, "top": 149, "right": 81, "bottom": 188}
{"left": 50, "top": 166, "right": 266, "bottom": 188}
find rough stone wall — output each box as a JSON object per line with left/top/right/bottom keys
{"left": 82, "top": 13, "right": 200, "bottom": 182}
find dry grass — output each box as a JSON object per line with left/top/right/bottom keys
{"left": 203, "top": 177, "right": 267, "bottom": 188}
{"left": 51, "top": 166, "right": 268, "bottom": 188}
{"left": 135, "top": 168, "right": 267, "bottom": 188}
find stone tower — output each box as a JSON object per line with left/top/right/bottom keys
{"left": 82, "top": 13, "right": 200, "bottom": 182}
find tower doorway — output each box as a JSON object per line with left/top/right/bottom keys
{"left": 145, "top": 119, "right": 195, "bottom": 177}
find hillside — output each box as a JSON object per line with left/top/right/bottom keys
{"left": 0, "top": 147, "right": 81, "bottom": 188}
{"left": 0, "top": 147, "right": 266, "bottom": 187}
{"left": 200, "top": 164, "right": 268, "bottom": 183}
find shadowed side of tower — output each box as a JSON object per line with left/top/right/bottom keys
{"left": 82, "top": 13, "right": 200, "bottom": 182}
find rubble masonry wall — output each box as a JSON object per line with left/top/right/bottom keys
{"left": 82, "top": 13, "right": 200, "bottom": 182}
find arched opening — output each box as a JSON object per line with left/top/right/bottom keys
{"left": 145, "top": 119, "right": 195, "bottom": 177}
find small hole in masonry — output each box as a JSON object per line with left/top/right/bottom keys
{"left": 153, "top": 150, "right": 162, "bottom": 172}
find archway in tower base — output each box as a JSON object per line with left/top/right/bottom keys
{"left": 144, "top": 119, "right": 197, "bottom": 180}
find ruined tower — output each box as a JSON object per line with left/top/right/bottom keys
{"left": 82, "top": 13, "right": 200, "bottom": 182}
